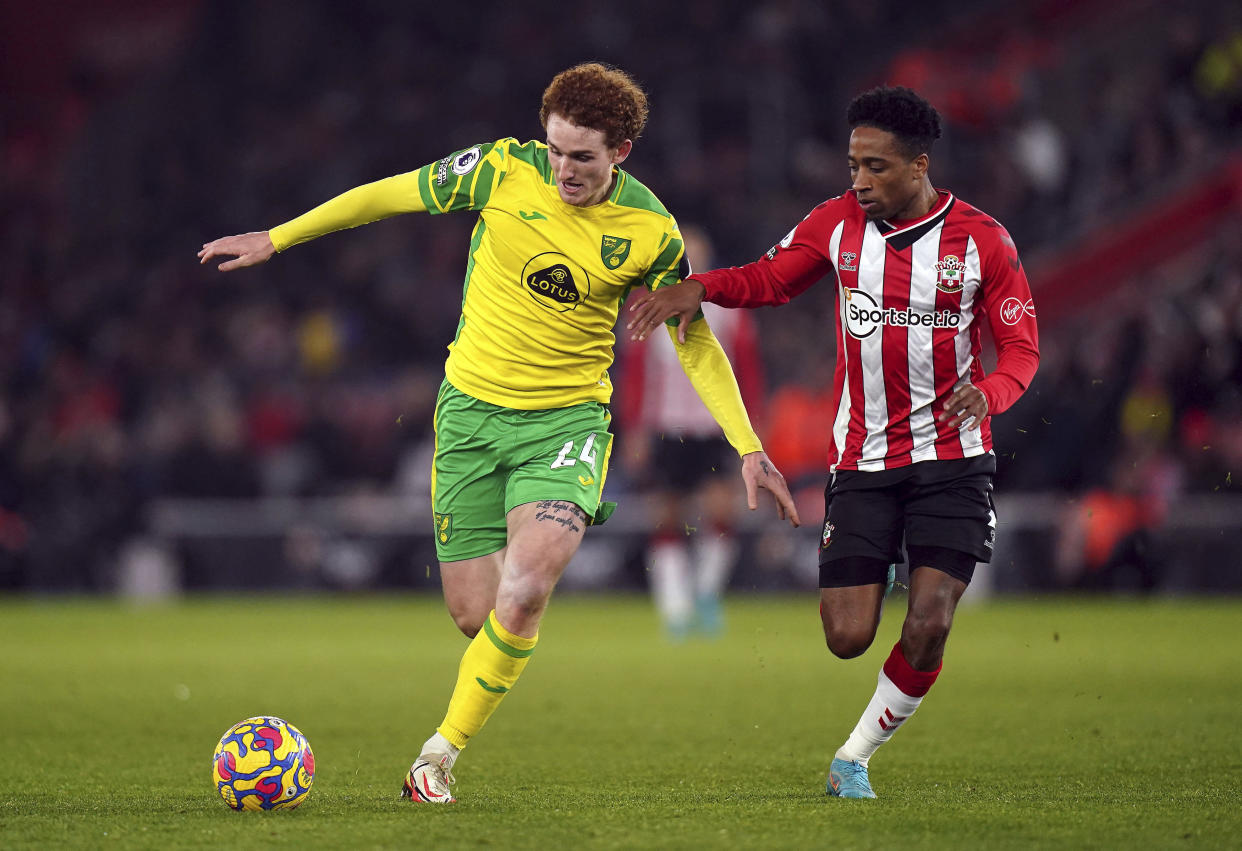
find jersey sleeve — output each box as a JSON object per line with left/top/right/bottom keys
{"left": 689, "top": 204, "right": 838, "bottom": 308}
{"left": 269, "top": 139, "right": 511, "bottom": 251}
{"left": 641, "top": 223, "right": 704, "bottom": 328}
{"left": 974, "top": 226, "right": 1040, "bottom": 415}
{"left": 668, "top": 320, "right": 763, "bottom": 457}
{"left": 642, "top": 226, "right": 689, "bottom": 292}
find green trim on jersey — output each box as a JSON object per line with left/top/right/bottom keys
{"left": 504, "top": 139, "right": 554, "bottom": 181}
{"left": 470, "top": 159, "right": 498, "bottom": 208}
{"left": 645, "top": 234, "right": 686, "bottom": 290}
{"left": 417, "top": 141, "right": 506, "bottom": 214}
{"left": 416, "top": 164, "right": 439, "bottom": 212}
{"left": 613, "top": 172, "right": 672, "bottom": 217}
{"left": 452, "top": 216, "right": 490, "bottom": 346}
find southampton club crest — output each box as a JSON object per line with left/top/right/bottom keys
{"left": 601, "top": 235, "right": 632, "bottom": 269}
{"left": 934, "top": 254, "right": 966, "bottom": 293}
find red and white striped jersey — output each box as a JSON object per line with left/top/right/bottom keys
{"left": 691, "top": 189, "right": 1039, "bottom": 473}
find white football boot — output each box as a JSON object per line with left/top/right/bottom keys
{"left": 400, "top": 753, "right": 457, "bottom": 803}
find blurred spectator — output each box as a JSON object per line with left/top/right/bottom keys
{"left": 617, "top": 226, "right": 765, "bottom": 638}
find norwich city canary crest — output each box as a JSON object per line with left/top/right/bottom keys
{"left": 434, "top": 512, "right": 453, "bottom": 544}
{"left": 601, "top": 235, "right": 632, "bottom": 269}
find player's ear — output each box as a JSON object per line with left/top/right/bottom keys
{"left": 911, "top": 152, "right": 929, "bottom": 180}
{"left": 613, "top": 139, "right": 633, "bottom": 164}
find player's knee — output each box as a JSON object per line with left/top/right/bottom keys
{"left": 448, "top": 606, "right": 488, "bottom": 638}
{"left": 496, "top": 569, "right": 558, "bottom": 627}
{"left": 507, "top": 580, "right": 555, "bottom": 620}
{"left": 452, "top": 616, "right": 482, "bottom": 639}
{"left": 823, "top": 624, "right": 874, "bottom": 659}
{"left": 901, "top": 608, "right": 952, "bottom": 653}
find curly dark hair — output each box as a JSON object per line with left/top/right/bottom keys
{"left": 846, "top": 86, "right": 942, "bottom": 160}
{"left": 540, "top": 63, "right": 648, "bottom": 148}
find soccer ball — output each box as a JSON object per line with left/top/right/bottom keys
{"left": 212, "top": 716, "right": 315, "bottom": 811}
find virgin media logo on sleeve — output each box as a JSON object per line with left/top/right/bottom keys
{"left": 999, "top": 297, "right": 1035, "bottom": 326}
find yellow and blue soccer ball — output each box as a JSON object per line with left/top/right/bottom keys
{"left": 212, "top": 716, "right": 315, "bottom": 811}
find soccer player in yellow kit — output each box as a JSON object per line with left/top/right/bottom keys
{"left": 199, "top": 63, "right": 800, "bottom": 803}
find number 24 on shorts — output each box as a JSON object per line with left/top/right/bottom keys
{"left": 550, "top": 433, "right": 598, "bottom": 470}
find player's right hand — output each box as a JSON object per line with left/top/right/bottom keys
{"left": 198, "top": 231, "right": 276, "bottom": 271}
{"left": 627, "top": 279, "right": 706, "bottom": 344}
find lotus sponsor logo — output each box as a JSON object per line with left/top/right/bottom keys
{"left": 521, "top": 252, "right": 590, "bottom": 313}
{"left": 843, "top": 288, "right": 960, "bottom": 340}
{"left": 998, "top": 297, "right": 1035, "bottom": 326}
{"left": 528, "top": 265, "right": 578, "bottom": 303}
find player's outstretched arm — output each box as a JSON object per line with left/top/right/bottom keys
{"left": 198, "top": 231, "right": 276, "bottom": 272}
{"left": 742, "top": 451, "right": 801, "bottom": 527}
{"left": 628, "top": 279, "right": 706, "bottom": 343}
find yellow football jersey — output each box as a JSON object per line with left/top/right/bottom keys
{"left": 271, "top": 138, "right": 685, "bottom": 410}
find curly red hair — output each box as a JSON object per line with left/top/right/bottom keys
{"left": 540, "top": 63, "right": 648, "bottom": 148}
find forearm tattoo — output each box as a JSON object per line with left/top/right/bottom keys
{"left": 534, "top": 500, "right": 586, "bottom": 534}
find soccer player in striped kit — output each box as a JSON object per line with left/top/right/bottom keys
{"left": 628, "top": 86, "right": 1040, "bottom": 798}
{"left": 199, "top": 64, "right": 800, "bottom": 803}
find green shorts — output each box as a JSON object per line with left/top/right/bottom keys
{"left": 430, "top": 379, "right": 617, "bottom": 562}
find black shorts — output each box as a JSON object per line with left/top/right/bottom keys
{"left": 818, "top": 455, "right": 997, "bottom": 587}
{"left": 648, "top": 435, "right": 734, "bottom": 491}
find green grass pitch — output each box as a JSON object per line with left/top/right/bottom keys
{"left": 1, "top": 593, "right": 1239, "bottom": 849}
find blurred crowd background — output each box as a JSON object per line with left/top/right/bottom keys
{"left": 3, "top": 0, "right": 1241, "bottom": 596}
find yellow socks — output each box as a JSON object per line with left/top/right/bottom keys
{"left": 437, "top": 610, "right": 537, "bottom": 749}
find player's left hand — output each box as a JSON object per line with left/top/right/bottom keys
{"left": 938, "top": 384, "right": 988, "bottom": 430}
{"left": 741, "top": 451, "right": 801, "bottom": 527}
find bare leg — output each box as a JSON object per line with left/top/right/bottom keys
{"left": 495, "top": 499, "right": 588, "bottom": 637}
{"left": 900, "top": 565, "right": 967, "bottom": 670}
{"left": 819, "top": 584, "right": 885, "bottom": 659}
{"left": 440, "top": 549, "right": 505, "bottom": 637}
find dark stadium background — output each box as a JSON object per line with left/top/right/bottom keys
{"left": 3, "top": 0, "right": 1240, "bottom": 596}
